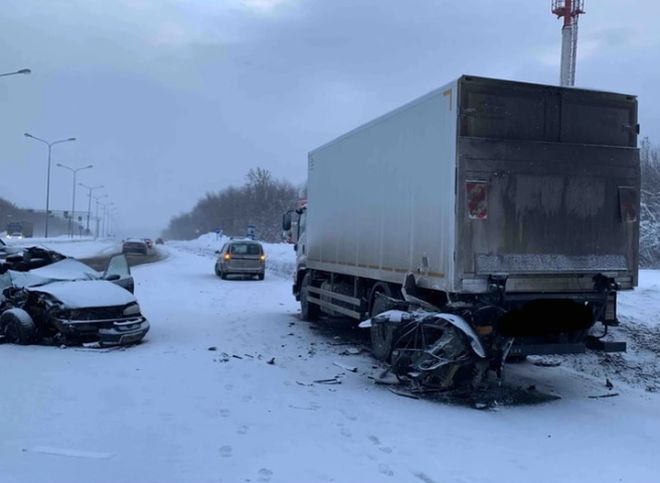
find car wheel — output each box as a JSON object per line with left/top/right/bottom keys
{"left": 258, "top": 273, "right": 265, "bottom": 281}
{"left": 370, "top": 284, "right": 396, "bottom": 361}
{"left": 214, "top": 265, "right": 222, "bottom": 277}
{"left": 1, "top": 309, "right": 36, "bottom": 345}
{"left": 300, "top": 272, "right": 319, "bottom": 321}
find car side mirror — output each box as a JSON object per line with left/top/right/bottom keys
{"left": 215, "top": 250, "right": 221, "bottom": 255}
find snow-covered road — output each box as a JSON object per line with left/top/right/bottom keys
{"left": 2, "top": 243, "right": 660, "bottom": 482}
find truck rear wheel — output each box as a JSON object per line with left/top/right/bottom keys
{"left": 370, "top": 284, "right": 395, "bottom": 361}
{"left": 300, "top": 272, "right": 319, "bottom": 321}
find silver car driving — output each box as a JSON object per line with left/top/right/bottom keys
{"left": 215, "top": 240, "right": 265, "bottom": 280}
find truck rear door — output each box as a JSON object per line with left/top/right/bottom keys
{"left": 455, "top": 76, "right": 639, "bottom": 293}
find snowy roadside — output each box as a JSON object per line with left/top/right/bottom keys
{"left": 2, "top": 235, "right": 121, "bottom": 260}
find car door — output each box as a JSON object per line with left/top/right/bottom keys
{"left": 103, "top": 254, "right": 134, "bottom": 293}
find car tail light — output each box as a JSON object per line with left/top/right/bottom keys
{"left": 259, "top": 254, "right": 266, "bottom": 262}
{"left": 224, "top": 253, "right": 231, "bottom": 261}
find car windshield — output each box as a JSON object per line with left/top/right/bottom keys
{"left": 230, "top": 243, "right": 261, "bottom": 255}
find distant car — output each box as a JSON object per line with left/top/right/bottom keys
{"left": 215, "top": 240, "right": 265, "bottom": 280}
{"left": 144, "top": 238, "right": 154, "bottom": 249}
{"left": 7, "top": 232, "right": 23, "bottom": 240}
{"left": 155, "top": 238, "right": 164, "bottom": 245}
{"left": 123, "top": 238, "right": 148, "bottom": 255}
{"left": 0, "top": 255, "right": 149, "bottom": 346}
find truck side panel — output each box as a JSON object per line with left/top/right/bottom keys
{"left": 307, "top": 80, "right": 459, "bottom": 291}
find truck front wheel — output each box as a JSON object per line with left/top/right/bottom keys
{"left": 370, "top": 284, "right": 395, "bottom": 361}
{"left": 300, "top": 273, "right": 320, "bottom": 321}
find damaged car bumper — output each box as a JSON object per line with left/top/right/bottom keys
{"left": 53, "top": 316, "right": 150, "bottom": 346}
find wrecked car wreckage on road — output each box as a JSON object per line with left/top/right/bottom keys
{"left": 0, "top": 249, "right": 149, "bottom": 347}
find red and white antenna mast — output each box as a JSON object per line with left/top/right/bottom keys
{"left": 552, "top": 0, "right": 585, "bottom": 86}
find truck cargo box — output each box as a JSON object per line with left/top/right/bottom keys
{"left": 306, "top": 76, "right": 639, "bottom": 294}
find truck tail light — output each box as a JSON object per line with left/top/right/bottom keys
{"left": 466, "top": 181, "right": 488, "bottom": 220}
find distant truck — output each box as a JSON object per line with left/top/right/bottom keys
{"left": 6, "top": 221, "right": 33, "bottom": 238}
{"left": 283, "top": 76, "right": 640, "bottom": 386}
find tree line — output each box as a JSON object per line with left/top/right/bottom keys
{"left": 640, "top": 137, "right": 660, "bottom": 267}
{"left": 162, "top": 168, "right": 300, "bottom": 242}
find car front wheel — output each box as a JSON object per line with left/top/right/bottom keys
{"left": 1, "top": 309, "right": 36, "bottom": 345}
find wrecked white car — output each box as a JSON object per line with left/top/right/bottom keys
{"left": 0, "top": 255, "right": 149, "bottom": 347}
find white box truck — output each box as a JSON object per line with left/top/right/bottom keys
{"left": 283, "top": 76, "right": 639, "bottom": 387}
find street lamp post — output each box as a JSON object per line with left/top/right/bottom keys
{"left": 95, "top": 195, "right": 108, "bottom": 238}
{"left": 79, "top": 183, "right": 103, "bottom": 234}
{"left": 56, "top": 163, "right": 93, "bottom": 237}
{"left": 0, "top": 68, "right": 31, "bottom": 78}
{"left": 24, "top": 133, "right": 76, "bottom": 237}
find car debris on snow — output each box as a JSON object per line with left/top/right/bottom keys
{"left": 333, "top": 361, "right": 357, "bottom": 373}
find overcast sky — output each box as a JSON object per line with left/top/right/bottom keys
{"left": 0, "top": 0, "right": 658, "bottom": 235}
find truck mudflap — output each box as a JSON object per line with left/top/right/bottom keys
{"left": 360, "top": 311, "right": 505, "bottom": 391}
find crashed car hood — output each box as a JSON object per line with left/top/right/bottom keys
{"left": 27, "top": 280, "right": 137, "bottom": 309}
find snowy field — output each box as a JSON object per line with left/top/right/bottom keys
{"left": 1, "top": 237, "right": 660, "bottom": 482}
{"left": 1, "top": 235, "right": 121, "bottom": 260}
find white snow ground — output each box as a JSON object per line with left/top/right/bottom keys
{"left": 1, "top": 237, "right": 660, "bottom": 482}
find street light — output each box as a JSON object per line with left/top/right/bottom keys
{"left": 79, "top": 183, "right": 103, "bottom": 234}
{"left": 95, "top": 195, "right": 108, "bottom": 238}
{"left": 99, "top": 201, "right": 113, "bottom": 238}
{"left": 0, "top": 68, "right": 31, "bottom": 78}
{"left": 56, "top": 163, "right": 93, "bottom": 237}
{"left": 24, "top": 133, "right": 77, "bottom": 237}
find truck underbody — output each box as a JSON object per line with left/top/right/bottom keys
{"left": 294, "top": 268, "right": 626, "bottom": 389}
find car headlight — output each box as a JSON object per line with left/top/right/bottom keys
{"left": 123, "top": 303, "right": 141, "bottom": 316}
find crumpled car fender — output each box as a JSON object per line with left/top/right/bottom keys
{"left": 360, "top": 309, "right": 486, "bottom": 359}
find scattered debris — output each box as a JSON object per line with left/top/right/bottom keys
{"left": 243, "top": 353, "right": 254, "bottom": 359}
{"left": 313, "top": 378, "right": 342, "bottom": 385}
{"left": 296, "top": 381, "right": 313, "bottom": 387}
{"left": 530, "top": 357, "right": 561, "bottom": 368}
{"left": 338, "top": 347, "right": 363, "bottom": 356}
{"left": 388, "top": 387, "right": 419, "bottom": 400}
{"left": 606, "top": 378, "right": 614, "bottom": 390}
{"left": 24, "top": 446, "right": 113, "bottom": 459}
{"left": 588, "top": 393, "right": 620, "bottom": 399}
{"left": 207, "top": 346, "right": 217, "bottom": 351}
{"left": 333, "top": 361, "right": 357, "bottom": 373}
{"left": 288, "top": 404, "right": 318, "bottom": 411}
{"left": 232, "top": 354, "right": 243, "bottom": 360}
{"left": 266, "top": 357, "right": 275, "bottom": 365}
{"left": 371, "top": 370, "right": 399, "bottom": 386}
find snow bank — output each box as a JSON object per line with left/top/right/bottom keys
{"left": 2, "top": 236, "right": 121, "bottom": 259}
{"left": 168, "top": 232, "right": 296, "bottom": 278}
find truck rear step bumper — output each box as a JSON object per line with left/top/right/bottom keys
{"left": 510, "top": 339, "right": 626, "bottom": 357}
